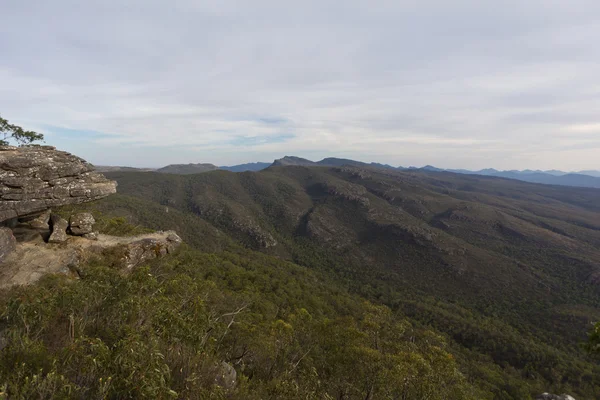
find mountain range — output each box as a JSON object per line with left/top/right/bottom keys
{"left": 95, "top": 156, "right": 600, "bottom": 189}
{"left": 85, "top": 162, "right": 600, "bottom": 398}
{"left": 271, "top": 156, "right": 600, "bottom": 188}
{"left": 7, "top": 156, "right": 600, "bottom": 398}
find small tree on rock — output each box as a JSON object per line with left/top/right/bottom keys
{"left": 0, "top": 115, "right": 44, "bottom": 146}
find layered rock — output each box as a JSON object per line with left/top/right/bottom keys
{"left": 0, "top": 145, "right": 117, "bottom": 223}
{"left": 122, "top": 232, "right": 182, "bottom": 269}
{"left": 48, "top": 214, "right": 68, "bottom": 243}
{"left": 69, "top": 212, "right": 95, "bottom": 235}
{"left": 0, "top": 227, "right": 16, "bottom": 263}
{"left": 0, "top": 231, "right": 183, "bottom": 288}
{"left": 27, "top": 209, "right": 51, "bottom": 229}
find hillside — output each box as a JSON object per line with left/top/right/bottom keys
{"left": 156, "top": 163, "right": 219, "bottom": 174}
{"left": 272, "top": 156, "right": 400, "bottom": 170}
{"left": 488, "top": 172, "right": 600, "bottom": 189}
{"left": 271, "top": 157, "right": 600, "bottom": 189}
{"left": 0, "top": 234, "right": 484, "bottom": 399}
{"left": 451, "top": 169, "right": 600, "bottom": 189}
{"left": 96, "top": 165, "right": 600, "bottom": 398}
{"left": 94, "top": 156, "right": 600, "bottom": 190}
{"left": 93, "top": 165, "right": 157, "bottom": 173}
{"left": 2, "top": 158, "right": 599, "bottom": 398}
{"left": 220, "top": 162, "right": 271, "bottom": 172}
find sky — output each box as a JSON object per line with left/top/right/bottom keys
{"left": 1, "top": 0, "right": 600, "bottom": 170}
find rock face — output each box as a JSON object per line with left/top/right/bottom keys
{"left": 83, "top": 232, "right": 99, "bottom": 241}
{"left": 0, "top": 145, "right": 117, "bottom": 223}
{"left": 0, "top": 231, "right": 183, "bottom": 288}
{"left": 536, "top": 394, "right": 576, "bottom": 400}
{"left": 0, "top": 227, "right": 16, "bottom": 262}
{"left": 122, "top": 232, "right": 182, "bottom": 269}
{"left": 26, "top": 209, "right": 51, "bottom": 229}
{"left": 69, "top": 212, "right": 95, "bottom": 235}
{"left": 215, "top": 361, "right": 237, "bottom": 391}
{"left": 48, "top": 214, "right": 69, "bottom": 243}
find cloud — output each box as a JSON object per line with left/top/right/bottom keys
{"left": 1, "top": 0, "right": 600, "bottom": 170}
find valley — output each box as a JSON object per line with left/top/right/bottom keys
{"left": 2, "top": 149, "right": 599, "bottom": 398}
{"left": 88, "top": 163, "right": 600, "bottom": 398}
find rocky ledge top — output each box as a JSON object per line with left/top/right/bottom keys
{"left": 0, "top": 230, "right": 182, "bottom": 288}
{"left": 0, "top": 145, "right": 117, "bottom": 223}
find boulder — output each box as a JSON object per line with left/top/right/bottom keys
{"left": 536, "top": 394, "right": 576, "bottom": 400}
{"left": 123, "top": 231, "right": 182, "bottom": 269}
{"left": 0, "top": 227, "right": 16, "bottom": 263}
{"left": 0, "top": 145, "right": 117, "bottom": 223}
{"left": 48, "top": 214, "right": 69, "bottom": 243}
{"left": 69, "top": 213, "right": 95, "bottom": 235}
{"left": 214, "top": 361, "right": 237, "bottom": 391}
{"left": 83, "top": 231, "right": 99, "bottom": 241}
{"left": 25, "top": 209, "right": 51, "bottom": 229}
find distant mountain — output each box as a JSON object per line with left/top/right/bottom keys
{"left": 93, "top": 165, "right": 156, "bottom": 173}
{"left": 578, "top": 170, "right": 600, "bottom": 178}
{"left": 542, "top": 169, "right": 567, "bottom": 176}
{"left": 444, "top": 169, "right": 600, "bottom": 189}
{"left": 271, "top": 156, "right": 319, "bottom": 166}
{"left": 272, "top": 156, "right": 401, "bottom": 170}
{"left": 271, "top": 157, "right": 600, "bottom": 188}
{"left": 156, "top": 163, "right": 218, "bottom": 174}
{"left": 219, "top": 162, "right": 271, "bottom": 172}
{"left": 156, "top": 162, "right": 271, "bottom": 174}
{"left": 371, "top": 162, "right": 403, "bottom": 170}
{"left": 98, "top": 157, "right": 600, "bottom": 188}
{"left": 421, "top": 165, "right": 444, "bottom": 172}
{"left": 495, "top": 172, "right": 600, "bottom": 188}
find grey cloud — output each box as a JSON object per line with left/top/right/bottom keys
{"left": 1, "top": 0, "right": 600, "bottom": 170}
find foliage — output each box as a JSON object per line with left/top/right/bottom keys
{"left": 3, "top": 164, "right": 600, "bottom": 398}
{"left": 0, "top": 247, "right": 482, "bottom": 399}
{"left": 99, "top": 166, "right": 600, "bottom": 398}
{"left": 588, "top": 322, "right": 600, "bottom": 356}
{"left": 0, "top": 116, "right": 44, "bottom": 146}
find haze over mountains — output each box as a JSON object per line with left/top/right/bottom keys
{"left": 95, "top": 156, "right": 600, "bottom": 189}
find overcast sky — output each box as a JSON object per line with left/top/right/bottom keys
{"left": 1, "top": 0, "right": 600, "bottom": 170}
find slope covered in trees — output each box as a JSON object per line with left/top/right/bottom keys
{"left": 1, "top": 164, "right": 599, "bottom": 398}
{"left": 0, "top": 220, "right": 484, "bottom": 399}
{"left": 100, "top": 165, "right": 600, "bottom": 398}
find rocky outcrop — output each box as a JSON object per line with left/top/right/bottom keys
{"left": 214, "top": 361, "right": 237, "bottom": 391}
{"left": 48, "top": 214, "right": 68, "bottom": 243}
{"left": 536, "top": 394, "right": 576, "bottom": 400}
{"left": 122, "top": 232, "right": 182, "bottom": 269}
{"left": 27, "top": 209, "right": 51, "bottom": 229}
{"left": 319, "top": 181, "right": 370, "bottom": 207}
{"left": 83, "top": 232, "right": 98, "bottom": 241}
{"left": 0, "top": 227, "right": 16, "bottom": 263}
{"left": 0, "top": 145, "right": 117, "bottom": 223}
{"left": 0, "top": 231, "right": 183, "bottom": 288}
{"left": 69, "top": 212, "right": 95, "bottom": 235}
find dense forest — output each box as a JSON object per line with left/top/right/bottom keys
{"left": 1, "top": 164, "right": 600, "bottom": 398}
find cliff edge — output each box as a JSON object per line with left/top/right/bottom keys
{"left": 0, "top": 145, "right": 116, "bottom": 223}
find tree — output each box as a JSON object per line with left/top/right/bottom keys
{"left": 0, "top": 115, "right": 44, "bottom": 146}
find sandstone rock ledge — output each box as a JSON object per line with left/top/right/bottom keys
{"left": 0, "top": 145, "right": 117, "bottom": 223}
{"left": 0, "top": 231, "right": 182, "bottom": 288}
